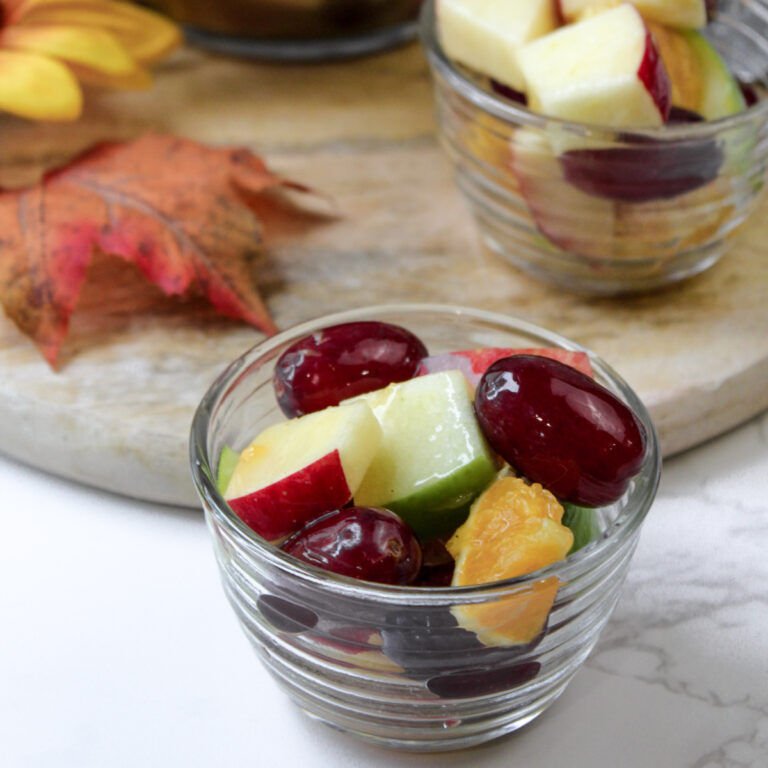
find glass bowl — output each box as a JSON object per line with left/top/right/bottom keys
{"left": 148, "top": 0, "right": 422, "bottom": 60}
{"left": 189, "top": 304, "right": 661, "bottom": 751}
{"left": 420, "top": 0, "right": 768, "bottom": 295}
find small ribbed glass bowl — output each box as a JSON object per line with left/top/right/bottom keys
{"left": 189, "top": 304, "right": 661, "bottom": 751}
{"left": 420, "top": 0, "right": 768, "bottom": 295}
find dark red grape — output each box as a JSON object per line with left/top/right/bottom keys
{"left": 281, "top": 507, "right": 422, "bottom": 586}
{"left": 739, "top": 81, "right": 760, "bottom": 108}
{"left": 667, "top": 106, "right": 705, "bottom": 124}
{"left": 427, "top": 661, "right": 540, "bottom": 698}
{"left": 257, "top": 594, "right": 318, "bottom": 633}
{"left": 489, "top": 79, "right": 527, "bottom": 106}
{"left": 273, "top": 321, "right": 428, "bottom": 417}
{"left": 706, "top": 0, "right": 718, "bottom": 22}
{"left": 381, "top": 608, "right": 485, "bottom": 675}
{"left": 474, "top": 355, "right": 647, "bottom": 507}
{"left": 413, "top": 562, "right": 455, "bottom": 587}
{"left": 380, "top": 608, "right": 545, "bottom": 678}
{"left": 559, "top": 126, "right": 722, "bottom": 202}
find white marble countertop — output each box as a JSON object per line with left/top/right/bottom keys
{"left": 2, "top": 410, "right": 767, "bottom": 767}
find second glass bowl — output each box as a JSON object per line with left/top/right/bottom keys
{"left": 190, "top": 304, "right": 661, "bottom": 751}
{"left": 421, "top": 0, "right": 768, "bottom": 294}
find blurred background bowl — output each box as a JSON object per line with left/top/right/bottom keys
{"left": 420, "top": 0, "right": 768, "bottom": 295}
{"left": 147, "top": 0, "right": 423, "bottom": 59}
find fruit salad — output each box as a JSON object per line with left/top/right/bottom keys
{"left": 432, "top": 0, "right": 762, "bottom": 263}
{"left": 218, "top": 320, "right": 648, "bottom": 678}
{"left": 438, "top": 0, "right": 750, "bottom": 130}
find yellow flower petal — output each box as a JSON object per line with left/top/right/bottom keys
{"left": 0, "top": 49, "right": 82, "bottom": 120}
{"left": 1, "top": 24, "right": 137, "bottom": 74}
{"left": 16, "top": 0, "right": 182, "bottom": 63}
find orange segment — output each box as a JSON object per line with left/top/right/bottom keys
{"left": 453, "top": 577, "right": 562, "bottom": 647}
{"left": 448, "top": 475, "right": 573, "bottom": 646}
{"left": 648, "top": 22, "right": 702, "bottom": 113}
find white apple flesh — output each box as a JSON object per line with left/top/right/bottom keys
{"left": 518, "top": 4, "right": 671, "bottom": 127}
{"left": 225, "top": 401, "right": 381, "bottom": 541}
{"left": 559, "top": 0, "right": 710, "bottom": 30}
{"left": 347, "top": 370, "right": 498, "bottom": 542}
{"left": 437, "top": 0, "right": 558, "bottom": 92}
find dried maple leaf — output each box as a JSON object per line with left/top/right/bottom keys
{"left": 0, "top": 133, "right": 302, "bottom": 367}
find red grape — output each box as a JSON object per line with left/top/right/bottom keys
{"left": 273, "top": 321, "right": 428, "bottom": 417}
{"left": 489, "top": 79, "right": 527, "bottom": 105}
{"left": 558, "top": 109, "right": 722, "bottom": 202}
{"left": 427, "top": 661, "right": 540, "bottom": 698}
{"left": 474, "top": 355, "right": 647, "bottom": 507}
{"left": 281, "top": 507, "right": 422, "bottom": 586}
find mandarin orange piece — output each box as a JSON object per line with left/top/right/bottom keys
{"left": 447, "top": 475, "right": 573, "bottom": 646}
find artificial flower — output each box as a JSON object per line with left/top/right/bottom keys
{"left": 0, "top": 0, "right": 180, "bottom": 121}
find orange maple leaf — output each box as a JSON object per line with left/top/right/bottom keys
{"left": 0, "top": 133, "right": 301, "bottom": 367}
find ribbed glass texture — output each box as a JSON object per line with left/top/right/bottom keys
{"left": 421, "top": 0, "right": 768, "bottom": 294}
{"left": 190, "top": 305, "right": 661, "bottom": 751}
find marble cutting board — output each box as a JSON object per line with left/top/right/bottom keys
{"left": 1, "top": 45, "right": 767, "bottom": 507}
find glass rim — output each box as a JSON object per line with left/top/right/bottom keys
{"left": 419, "top": 0, "right": 768, "bottom": 140}
{"left": 189, "top": 303, "right": 661, "bottom": 605}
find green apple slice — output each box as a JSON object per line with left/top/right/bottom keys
{"left": 347, "top": 370, "right": 498, "bottom": 542}
{"left": 561, "top": 502, "right": 601, "bottom": 554}
{"left": 217, "top": 445, "right": 240, "bottom": 495}
{"left": 683, "top": 30, "right": 746, "bottom": 120}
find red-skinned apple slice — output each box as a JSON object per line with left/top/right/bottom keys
{"left": 558, "top": 0, "right": 712, "bottom": 29}
{"left": 510, "top": 128, "right": 618, "bottom": 258}
{"left": 225, "top": 401, "right": 381, "bottom": 541}
{"left": 518, "top": 4, "right": 671, "bottom": 127}
{"left": 437, "top": 0, "right": 558, "bottom": 92}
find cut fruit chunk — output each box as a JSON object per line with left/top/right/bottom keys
{"left": 682, "top": 30, "right": 745, "bottom": 120}
{"left": 561, "top": 502, "right": 602, "bottom": 554}
{"left": 437, "top": 0, "right": 558, "bottom": 92}
{"left": 418, "top": 347, "right": 593, "bottom": 388}
{"left": 447, "top": 475, "right": 573, "bottom": 646}
{"left": 518, "top": 4, "right": 671, "bottom": 127}
{"left": 650, "top": 23, "right": 746, "bottom": 120}
{"left": 347, "top": 370, "right": 498, "bottom": 542}
{"left": 511, "top": 128, "right": 618, "bottom": 257}
{"left": 225, "top": 401, "right": 381, "bottom": 541}
{"left": 558, "top": 0, "right": 711, "bottom": 29}
{"left": 216, "top": 445, "right": 240, "bottom": 496}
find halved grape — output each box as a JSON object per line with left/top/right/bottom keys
{"left": 273, "top": 321, "right": 428, "bottom": 417}
{"left": 281, "top": 507, "right": 422, "bottom": 586}
{"left": 474, "top": 355, "right": 647, "bottom": 507}
{"left": 558, "top": 107, "right": 722, "bottom": 203}
{"left": 427, "top": 661, "right": 540, "bottom": 699}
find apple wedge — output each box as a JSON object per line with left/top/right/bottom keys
{"left": 346, "top": 371, "right": 498, "bottom": 542}
{"left": 437, "top": 0, "right": 558, "bottom": 92}
{"left": 511, "top": 128, "right": 618, "bottom": 258}
{"left": 518, "top": 4, "right": 671, "bottom": 127}
{"left": 650, "top": 23, "right": 745, "bottom": 120}
{"left": 225, "top": 401, "right": 381, "bottom": 541}
{"left": 559, "top": 0, "right": 714, "bottom": 30}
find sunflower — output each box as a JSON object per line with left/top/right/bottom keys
{"left": 0, "top": 0, "right": 181, "bottom": 121}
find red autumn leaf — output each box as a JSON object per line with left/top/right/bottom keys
{"left": 0, "top": 133, "right": 303, "bottom": 367}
